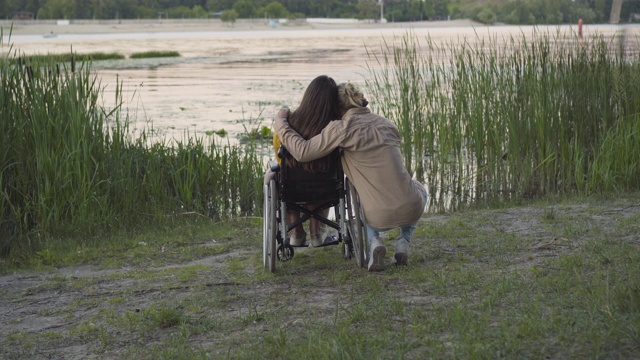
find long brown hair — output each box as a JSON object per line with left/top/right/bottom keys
{"left": 286, "top": 75, "right": 340, "bottom": 173}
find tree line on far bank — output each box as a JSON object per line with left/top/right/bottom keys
{"left": 2, "top": 0, "right": 640, "bottom": 25}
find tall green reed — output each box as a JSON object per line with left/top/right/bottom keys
{"left": 1, "top": 32, "right": 263, "bottom": 257}
{"left": 366, "top": 29, "right": 640, "bottom": 211}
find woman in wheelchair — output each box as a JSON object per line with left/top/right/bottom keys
{"left": 274, "top": 82, "right": 427, "bottom": 272}
{"left": 264, "top": 75, "right": 342, "bottom": 248}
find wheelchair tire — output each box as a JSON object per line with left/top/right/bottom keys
{"left": 263, "top": 185, "right": 269, "bottom": 268}
{"left": 342, "top": 236, "right": 351, "bottom": 259}
{"left": 268, "top": 180, "right": 278, "bottom": 272}
{"left": 346, "top": 179, "right": 366, "bottom": 268}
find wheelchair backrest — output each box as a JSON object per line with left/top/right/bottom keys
{"left": 278, "top": 147, "right": 343, "bottom": 205}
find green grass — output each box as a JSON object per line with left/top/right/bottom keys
{"left": 365, "top": 29, "right": 640, "bottom": 212}
{"left": 1, "top": 195, "right": 638, "bottom": 359}
{"left": 21, "top": 52, "right": 126, "bottom": 62}
{"left": 8, "top": 51, "right": 183, "bottom": 64}
{"left": 1, "top": 34, "right": 263, "bottom": 262}
{"left": 0, "top": 52, "right": 125, "bottom": 67}
{"left": 129, "top": 51, "right": 181, "bottom": 59}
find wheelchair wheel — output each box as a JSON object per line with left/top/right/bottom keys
{"left": 342, "top": 233, "right": 351, "bottom": 259}
{"left": 346, "top": 179, "right": 366, "bottom": 268}
{"left": 277, "top": 243, "right": 295, "bottom": 261}
{"left": 262, "top": 185, "right": 269, "bottom": 268}
{"left": 265, "top": 180, "right": 278, "bottom": 272}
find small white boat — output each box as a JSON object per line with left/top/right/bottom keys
{"left": 43, "top": 32, "right": 57, "bottom": 38}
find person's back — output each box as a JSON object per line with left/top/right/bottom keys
{"left": 285, "top": 75, "right": 340, "bottom": 174}
{"left": 337, "top": 107, "right": 424, "bottom": 229}
{"left": 267, "top": 75, "right": 341, "bottom": 247}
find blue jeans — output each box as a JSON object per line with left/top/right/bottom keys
{"left": 366, "top": 185, "right": 428, "bottom": 243}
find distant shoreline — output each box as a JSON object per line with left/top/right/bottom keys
{"left": 2, "top": 18, "right": 485, "bottom": 36}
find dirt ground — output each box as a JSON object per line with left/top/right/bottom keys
{"left": 1, "top": 195, "right": 639, "bottom": 359}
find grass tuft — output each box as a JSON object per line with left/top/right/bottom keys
{"left": 129, "top": 51, "right": 181, "bottom": 59}
{"left": 0, "top": 34, "right": 263, "bottom": 263}
{"left": 366, "top": 29, "right": 640, "bottom": 212}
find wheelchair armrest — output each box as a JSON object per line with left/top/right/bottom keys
{"left": 269, "top": 160, "right": 280, "bottom": 172}
{"left": 277, "top": 146, "right": 289, "bottom": 160}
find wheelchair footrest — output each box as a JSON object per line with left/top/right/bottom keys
{"left": 310, "top": 235, "right": 340, "bottom": 248}
{"left": 287, "top": 235, "right": 340, "bottom": 248}
{"left": 289, "top": 242, "right": 309, "bottom": 248}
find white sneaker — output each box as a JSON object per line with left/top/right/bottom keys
{"left": 368, "top": 237, "right": 386, "bottom": 272}
{"left": 394, "top": 238, "right": 410, "bottom": 265}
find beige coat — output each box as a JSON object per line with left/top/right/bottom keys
{"left": 274, "top": 107, "right": 425, "bottom": 228}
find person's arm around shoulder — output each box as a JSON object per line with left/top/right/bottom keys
{"left": 273, "top": 108, "right": 344, "bottom": 162}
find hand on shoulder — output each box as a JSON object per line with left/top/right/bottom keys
{"left": 276, "top": 108, "right": 290, "bottom": 121}
{"left": 274, "top": 108, "right": 290, "bottom": 133}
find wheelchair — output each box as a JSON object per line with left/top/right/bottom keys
{"left": 263, "top": 147, "right": 367, "bottom": 272}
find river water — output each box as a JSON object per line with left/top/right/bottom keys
{"left": 5, "top": 23, "right": 638, "bottom": 144}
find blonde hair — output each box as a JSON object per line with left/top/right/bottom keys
{"left": 338, "top": 82, "right": 368, "bottom": 109}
